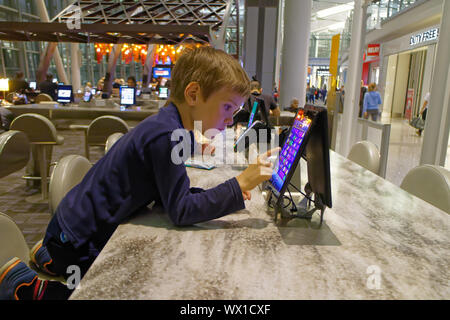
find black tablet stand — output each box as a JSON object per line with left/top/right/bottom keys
{"left": 268, "top": 181, "right": 326, "bottom": 227}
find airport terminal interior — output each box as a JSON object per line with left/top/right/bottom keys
{"left": 0, "top": 0, "right": 448, "bottom": 300}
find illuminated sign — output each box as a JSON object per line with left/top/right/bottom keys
{"left": 410, "top": 28, "right": 439, "bottom": 46}
{"left": 367, "top": 44, "right": 380, "bottom": 56}
{"left": 316, "top": 67, "right": 330, "bottom": 77}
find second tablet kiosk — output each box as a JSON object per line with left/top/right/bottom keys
{"left": 266, "top": 104, "right": 332, "bottom": 226}
{"left": 233, "top": 97, "right": 271, "bottom": 151}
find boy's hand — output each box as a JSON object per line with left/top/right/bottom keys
{"left": 242, "top": 190, "right": 251, "bottom": 200}
{"left": 236, "top": 147, "right": 280, "bottom": 197}
{"left": 201, "top": 143, "right": 215, "bottom": 156}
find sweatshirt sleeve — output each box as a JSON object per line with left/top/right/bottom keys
{"left": 147, "top": 133, "right": 245, "bottom": 226}
{"left": 377, "top": 92, "right": 382, "bottom": 105}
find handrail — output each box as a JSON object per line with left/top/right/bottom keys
{"left": 357, "top": 118, "right": 391, "bottom": 178}
{"left": 330, "top": 110, "right": 391, "bottom": 178}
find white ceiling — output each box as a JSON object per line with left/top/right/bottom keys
{"left": 311, "top": 0, "right": 355, "bottom": 34}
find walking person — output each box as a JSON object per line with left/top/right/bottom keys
{"left": 416, "top": 92, "right": 430, "bottom": 136}
{"left": 363, "top": 83, "right": 382, "bottom": 121}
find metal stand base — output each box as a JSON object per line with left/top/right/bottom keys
{"left": 270, "top": 185, "right": 326, "bottom": 227}
{"left": 26, "top": 193, "right": 48, "bottom": 204}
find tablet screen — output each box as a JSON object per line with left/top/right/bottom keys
{"left": 247, "top": 100, "right": 258, "bottom": 128}
{"left": 270, "top": 109, "right": 312, "bottom": 193}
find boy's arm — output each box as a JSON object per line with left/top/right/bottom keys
{"left": 148, "top": 134, "right": 245, "bottom": 226}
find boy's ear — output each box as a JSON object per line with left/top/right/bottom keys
{"left": 184, "top": 82, "right": 201, "bottom": 106}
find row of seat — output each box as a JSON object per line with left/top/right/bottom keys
{"left": 5, "top": 92, "right": 54, "bottom": 104}
{"left": 347, "top": 140, "right": 450, "bottom": 213}
{"left": 0, "top": 113, "right": 129, "bottom": 200}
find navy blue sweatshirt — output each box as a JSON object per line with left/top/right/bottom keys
{"left": 55, "top": 103, "right": 245, "bottom": 252}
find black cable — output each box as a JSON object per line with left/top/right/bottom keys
{"left": 289, "top": 182, "right": 315, "bottom": 204}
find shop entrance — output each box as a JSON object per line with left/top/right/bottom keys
{"left": 382, "top": 47, "right": 428, "bottom": 119}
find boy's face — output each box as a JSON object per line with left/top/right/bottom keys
{"left": 192, "top": 86, "right": 245, "bottom": 134}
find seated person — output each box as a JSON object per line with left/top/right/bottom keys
{"left": 95, "top": 78, "right": 105, "bottom": 97}
{"left": 38, "top": 73, "right": 58, "bottom": 101}
{"left": 127, "top": 76, "right": 137, "bottom": 88}
{"left": 288, "top": 98, "right": 300, "bottom": 113}
{"left": 0, "top": 46, "right": 278, "bottom": 300}
{"left": 9, "top": 71, "right": 30, "bottom": 94}
{"left": 150, "top": 77, "right": 158, "bottom": 90}
{"left": 84, "top": 82, "right": 93, "bottom": 92}
{"left": 112, "top": 78, "right": 121, "bottom": 89}
{"left": 244, "top": 80, "right": 280, "bottom": 117}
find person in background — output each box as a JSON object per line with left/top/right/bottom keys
{"left": 417, "top": 91, "right": 430, "bottom": 136}
{"left": 306, "top": 83, "right": 311, "bottom": 103}
{"left": 96, "top": 78, "right": 105, "bottom": 93}
{"left": 309, "top": 85, "right": 316, "bottom": 104}
{"left": 272, "top": 84, "right": 279, "bottom": 103}
{"left": 127, "top": 76, "right": 137, "bottom": 88}
{"left": 337, "top": 84, "right": 345, "bottom": 113}
{"left": 363, "top": 83, "right": 382, "bottom": 121}
{"left": 359, "top": 80, "right": 367, "bottom": 118}
{"left": 83, "top": 82, "right": 93, "bottom": 93}
{"left": 321, "top": 84, "right": 327, "bottom": 103}
{"left": 150, "top": 77, "right": 158, "bottom": 90}
{"left": 112, "top": 79, "right": 121, "bottom": 89}
{"left": 38, "top": 73, "right": 58, "bottom": 101}
{"left": 244, "top": 79, "right": 280, "bottom": 117}
{"left": 9, "top": 71, "right": 30, "bottom": 94}
{"left": 288, "top": 98, "right": 300, "bottom": 113}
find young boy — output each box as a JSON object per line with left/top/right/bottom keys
{"left": 0, "top": 46, "right": 276, "bottom": 300}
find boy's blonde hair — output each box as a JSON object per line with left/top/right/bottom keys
{"left": 169, "top": 46, "right": 250, "bottom": 103}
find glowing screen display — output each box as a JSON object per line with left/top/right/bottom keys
{"left": 270, "top": 109, "right": 312, "bottom": 192}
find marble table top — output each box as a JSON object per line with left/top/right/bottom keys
{"left": 70, "top": 151, "right": 450, "bottom": 299}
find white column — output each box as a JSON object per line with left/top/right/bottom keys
{"left": 71, "top": 43, "right": 81, "bottom": 92}
{"left": 420, "top": 0, "right": 450, "bottom": 166}
{"left": 36, "top": 0, "right": 69, "bottom": 84}
{"left": 337, "top": 0, "right": 368, "bottom": 157}
{"left": 273, "top": 0, "right": 284, "bottom": 90}
{"left": 279, "top": 0, "right": 312, "bottom": 110}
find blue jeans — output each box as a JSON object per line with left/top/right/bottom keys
{"left": 365, "top": 109, "right": 379, "bottom": 121}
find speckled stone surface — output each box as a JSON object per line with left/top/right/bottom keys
{"left": 70, "top": 151, "right": 450, "bottom": 300}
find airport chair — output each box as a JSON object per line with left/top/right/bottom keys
{"left": 0, "top": 130, "right": 30, "bottom": 179}
{"left": 400, "top": 165, "right": 450, "bottom": 214}
{"left": 347, "top": 140, "right": 381, "bottom": 174}
{"left": 86, "top": 115, "right": 129, "bottom": 160}
{"left": 48, "top": 155, "right": 92, "bottom": 215}
{"left": 0, "top": 212, "right": 65, "bottom": 282}
{"left": 0, "top": 212, "right": 30, "bottom": 270}
{"left": 35, "top": 93, "right": 54, "bottom": 103}
{"left": 105, "top": 132, "right": 124, "bottom": 154}
{"left": 10, "top": 113, "right": 65, "bottom": 201}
